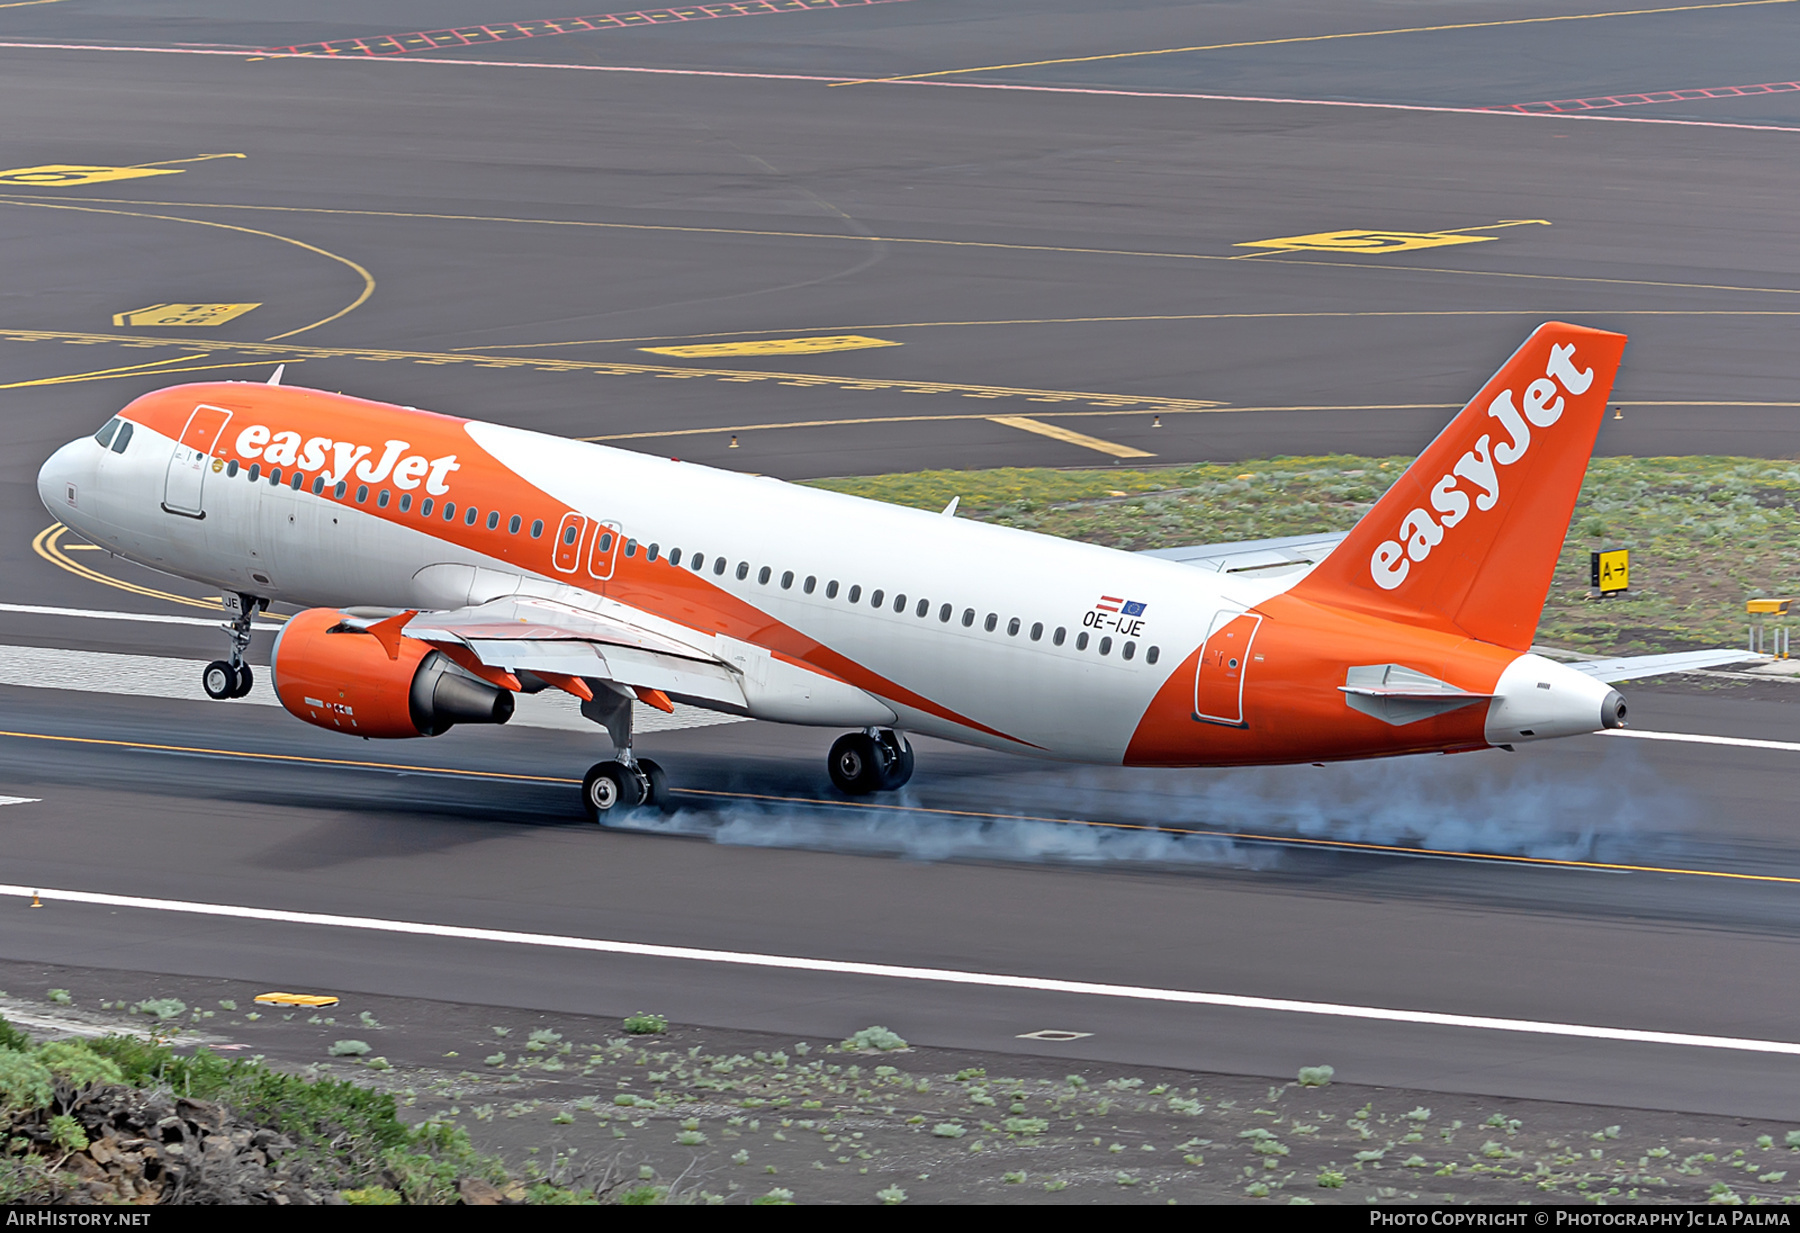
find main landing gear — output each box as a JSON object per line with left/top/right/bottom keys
{"left": 202, "top": 593, "right": 262, "bottom": 700}
{"left": 578, "top": 682, "right": 672, "bottom": 823}
{"left": 828, "top": 728, "right": 914, "bottom": 796}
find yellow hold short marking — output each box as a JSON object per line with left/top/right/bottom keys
{"left": 112, "top": 303, "right": 261, "bottom": 327}
{"left": 642, "top": 335, "right": 900, "bottom": 357}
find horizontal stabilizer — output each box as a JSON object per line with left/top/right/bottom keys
{"left": 1339, "top": 663, "right": 1493, "bottom": 727}
{"left": 1567, "top": 649, "right": 1759, "bottom": 683}
{"left": 1140, "top": 532, "right": 1347, "bottom": 579}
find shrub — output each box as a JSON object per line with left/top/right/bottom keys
{"left": 36, "top": 1041, "right": 123, "bottom": 1088}
{"left": 0, "top": 1050, "right": 53, "bottom": 1111}
{"left": 623, "top": 1013, "right": 667, "bottom": 1035}
{"left": 842, "top": 1026, "right": 906, "bottom": 1052}
{"left": 1297, "top": 1065, "right": 1334, "bottom": 1087}
{"left": 328, "top": 1040, "right": 371, "bottom": 1058}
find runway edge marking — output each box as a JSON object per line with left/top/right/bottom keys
{"left": 8, "top": 881, "right": 1800, "bottom": 1056}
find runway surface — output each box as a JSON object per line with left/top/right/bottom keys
{"left": 2, "top": 0, "right": 1799, "bottom": 1121}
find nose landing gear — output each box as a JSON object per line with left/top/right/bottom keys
{"left": 202, "top": 592, "right": 263, "bottom": 700}
{"left": 828, "top": 729, "right": 914, "bottom": 795}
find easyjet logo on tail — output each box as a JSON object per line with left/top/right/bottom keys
{"left": 232, "top": 426, "right": 462, "bottom": 495}
{"left": 1369, "top": 343, "right": 1594, "bottom": 591}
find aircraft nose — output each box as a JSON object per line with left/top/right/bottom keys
{"left": 37, "top": 437, "right": 94, "bottom": 520}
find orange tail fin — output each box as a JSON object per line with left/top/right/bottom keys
{"left": 1289, "top": 322, "right": 1627, "bottom": 651}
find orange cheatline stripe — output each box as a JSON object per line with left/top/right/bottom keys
{"left": 2, "top": 728, "right": 1788, "bottom": 886}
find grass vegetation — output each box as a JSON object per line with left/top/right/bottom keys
{"left": 0, "top": 1021, "right": 603, "bottom": 1204}
{"left": 808, "top": 456, "right": 1800, "bottom": 654}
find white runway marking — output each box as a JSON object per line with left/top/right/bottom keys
{"left": 0, "top": 602, "right": 280, "bottom": 629}
{"left": 1605, "top": 729, "right": 1800, "bottom": 754}
{"left": 0, "top": 797, "right": 39, "bottom": 807}
{"left": 0, "top": 643, "right": 740, "bottom": 735}
{"left": 6, "top": 880, "right": 1799, "bottom": 1057}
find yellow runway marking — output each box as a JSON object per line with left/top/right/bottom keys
{"left": 1235, "top": 219, "right": 1553, "bottom": 257}
{"left": 113, "top": 302, "right": 260, "bottom": 327}
{"left": 0, "top": 327, "right": 1228, "bottom": 418}
{"left": 0, "top": 1, "right": 71, "bottom": 8}
{"left": 0, "top": 153, "right": 244, "bottom": 189}
{"left": 2, "top": 726, "right": 1793, "bottom": 885}
{"left": 986, "top": 414, "right": 1154, "bottom": 458}
{"left": 7, "top": 191, "right": 1797, "bottom": 301}
{"left": 0, "top": 200, "right": 371, "bottom": 341}
{"left": 831, "top": 0, "right": 1798, "bottom": 86}
{"left": 32, "top": 523, "right": 219, "bottom": 611}
{"left": 468, "top": 308, "right": 1800, "bottom": 350}
{"left": 0, "top": 352, "right": 212, "bottom": 390}
{"left": 643, "top": 335, "right": 900, "bottom": 357}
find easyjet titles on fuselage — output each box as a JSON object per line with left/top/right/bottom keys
{"left": 230, "top": 422, "right": 462, "bottom": 496}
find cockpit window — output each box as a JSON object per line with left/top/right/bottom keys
{"left": 110, "top": 421, "right": 132, "bottom": 453}
{"left": 93, "top": 418, "right": 120, "bottom": 449}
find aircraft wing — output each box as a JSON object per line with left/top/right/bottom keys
{"left": 399, "top": 595, "right": 748, "bottom": 711}
{"left": 1564, "top": 649, "right": 1760, "bottom": 684}
{"left": 1139, "top": 531, "right": 1347, "bottom": 579}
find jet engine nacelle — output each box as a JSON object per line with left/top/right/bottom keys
{"left": 270, "top": 608, "right": 514, "bottom": 738}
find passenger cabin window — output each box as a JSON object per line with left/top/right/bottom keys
{"left": 1146, "top": 646, "right": 1160, "bottom": 665}
{"left": 915, "top": 599, "right": 928, "bottom": 618}
{"left": 530, "top": 518, "right": 543, "bottom": 537}
{"left": 961, "top": 608, "right": 974, "bottom": 627}
{"left": 736, "top": 562, "right": 749, "bottom": 580}
{"left": 870, "top": 589, "right": 884, "bottom": 607}
{"left": 1030, "top": 622, "right": 1043, "bottom": 641}
{"left": 757, "top": 566, "right": 771, "bottom": 584}
{"left": 487, "top": 511, "right": 499, "bottom": 530}
{"left": 465, "top": 506, "right": 479, "bottom": 526}
{"left": 781, "top": 570, "right": 794, "bottom": 589}
{"left": 848, "top": 585, "right": 861, "bottom": 603}
{"left": 983, "top": 613, "right": 997, "bottom": 633}
{"left": 400, "top": 493, "right": 413, "bottom": 512}
{"left": 692, "top": 554, "right": 705, "bottom": 572}
{"left": 939, "top": 604, "right": 951, "bottom": 622}
{"left": 1123, "top": 641, "right": 1136, "bottom": 660}
{"left": 826, "top": 580, "right": 839, "bottom": 598}
{"left": 1053, "top": 627, "right": 1067, "bottom": 646}
{"left": 248, "top": 464, "right": 261, "bottom": 482}
{"left": 1007, "top": 618, "right": 1020, "bottom": 636}
{"left": 443, "top": 502, "right": 456, "bottom": 520}
{"left": 292, "top": 473, "right": 304, "bottom": 491}
{"left": 378, "top": 489, "right": 390, "bottom": 508}
{"left": 333, "top": 480, "right": 347, "bottom": 498}
{"left": 315, "top": 477, "right": 328, "bottom": 496}
{"left": 714, "top": 559, "right": 727, "bottom": 576}
{"left": 1076, "top": 631, "right": 1090, "bottom": 650}
{"left": 1099, "top": 636, "right": 1112, "bottom": 656}
{"left": 268, "top": 468, "right": 281, "bottom": 486}
{"left": 422, "top": 498, "right": 435, "bottom": 516}
{"left": 227, "top": 460, "right": 240, "bottom": 478}
{"left": 647, "top": 543, "right": 660, "bottom": 562}
{"left": 804, "top": 576, "right": 817, "bottom": 594}
{"left": 668, "top": 548, "right": 681, "bottom": 566}
{"left": 894, "top": 594, "right": 907, "bottom": 613}
{"left": 355, "top": 484, "right": 367, "bottom": 502}
{"left": 624, "top": 538, "right": 637, "bottom": 556}
{"left": 508, "top": 514, "right": 520, "bottom": 533}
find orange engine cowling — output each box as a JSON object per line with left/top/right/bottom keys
{"left": 269, "top": 608, "right": 515, "bottom": 738}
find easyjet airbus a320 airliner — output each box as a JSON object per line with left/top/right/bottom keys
{"left": 37, "top": 322, "right": 1727, "bottom": 822}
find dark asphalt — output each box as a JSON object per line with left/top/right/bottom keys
{"left": 2, "top": 1, "right": 1799, "bottom": 1121}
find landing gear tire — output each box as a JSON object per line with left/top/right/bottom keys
{"left": 582, "top": 759, "right": 646, "bottom": 823}
{"left": 202, "top": 660, "right": 239, "bottom": 701}
{"left": 878, "top": 734, "right": 915, "bottom": 792}
{"left": 230, "top": 663, "right": 255, "bottom": 698}
{"left": 638, "top": 758, "right": 671, "bottom": 811}
{"left": 829, "top": 732, "right": 889, "bottom": 796}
